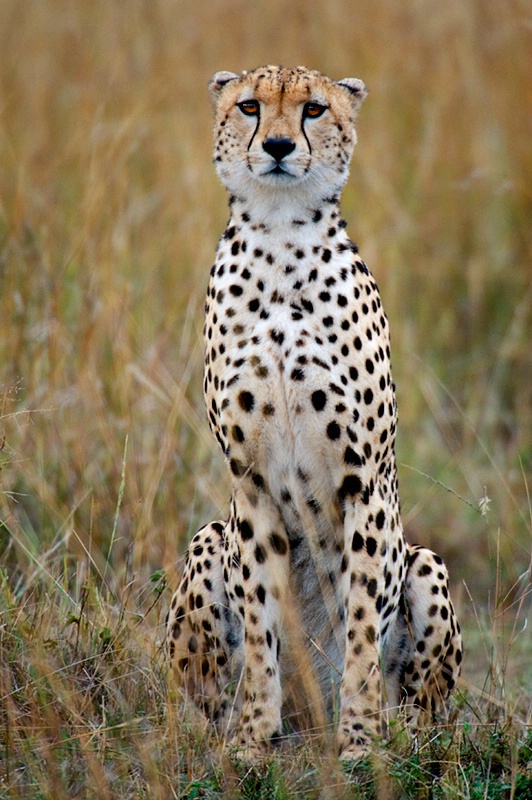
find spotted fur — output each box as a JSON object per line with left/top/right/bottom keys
{"left": 167, "top": 65, "right": 462, "bottom": 760}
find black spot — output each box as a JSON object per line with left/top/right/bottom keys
{"left": 238, "top": 391, "right": 255, "bottom": 412}
{"left": 352, "top": 532, "right": 364, "bottom": 551}
{"left": 375, "top": 509, "right": 385, "bottom": 530}
{"left": 269, "top": 532, "right": 288, "bottom": 555}
{"left": 366, "top": 537, "right": 377, "bottom": 557}
{"left": 232, "top": 425, "right": 245, "bottom": 443}
{"left": 256, "top": 585, "right": 266, "bottom": 604}
{"left": 339, "top": 474, "right": 362, "bottom": 501}
{"left": 311, "top": 390, "right": 327, "bottom": 411}
{"left": 230, "top": 458, "right": 247, "bottom": 477}
{"left": 344, "top": 446, "right": 362, "bottom": 466}
{"left": 297, "top": 467, "right": 309, "bottom": 482}
{"left": 240, "top": 520, "right": 254, "bottom": 540}
{"left": 254, "top": 544, "right": 266, "bottom": 563}
{"left": 327, "top": 421, "right": 341, "bottom": 440}
{"left": 252, "top": 472, "right": 265, "bottom": 490}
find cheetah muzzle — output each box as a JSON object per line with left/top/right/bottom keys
{"left": 166, "top": 64, "right": 462, "bottom": 761}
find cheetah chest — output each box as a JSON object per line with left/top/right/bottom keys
{"left": 204, "top": 228, "right": 397, "bottom": 531}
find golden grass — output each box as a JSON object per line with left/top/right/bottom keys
{"left": 0, "top": 0, "right": 531, "bottom": 795}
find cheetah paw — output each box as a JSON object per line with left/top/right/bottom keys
{"left": 229, "top": 738, "right": 271, "bottom": 764}
{"left": 338, "top": 729, "right": 372, "bottom": 763}
{"left": 339, "top": 744, "right": 370, "bottom": 763}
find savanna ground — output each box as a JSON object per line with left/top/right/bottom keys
{"left": 0, "top": 1, "right": 530, "bottom": 797}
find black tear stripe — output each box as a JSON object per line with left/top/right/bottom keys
{"left": 247, "top": 112, "right": 261, "bottom": 152}
{"left": 301, "top": 117, "right": 312, "bottom": 155}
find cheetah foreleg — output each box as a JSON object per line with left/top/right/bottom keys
{"left": 337, "top": 501, "right": 387, "bottom": 760}
{"left": 229, "top": 487, "right": 290, "bottom": 757}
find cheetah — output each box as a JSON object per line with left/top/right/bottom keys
{"left": 167, "top": 65, "right": 462, "bottom": 760}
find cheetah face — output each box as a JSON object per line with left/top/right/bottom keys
{"left": 209, "top": 65, "right": 367, "bottom": 201}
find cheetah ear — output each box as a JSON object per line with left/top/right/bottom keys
{"left": 209, "top": 71, "right": 240, "bottom": 101}
{"left": 336, "top": 78, "right": 368, "bottom": 112}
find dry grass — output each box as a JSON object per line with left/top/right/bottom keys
{"left": 0, "top": 0, "right": 531, "bottom": 796}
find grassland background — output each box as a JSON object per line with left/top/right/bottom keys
{"left": 0, "top": 0, "right": 531, "bottom": 797}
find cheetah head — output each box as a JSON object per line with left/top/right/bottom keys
{"left": 209, "top": 65, "right": 367, "bottom": 205}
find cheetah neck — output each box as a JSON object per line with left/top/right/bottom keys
{"left": 227, "top": 191, "right": 347, "bottom": 247}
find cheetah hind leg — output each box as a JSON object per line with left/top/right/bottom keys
{"left": 166, "top": 521, "right": 244, "bottom": 731}
{"left": 384, "top": 544, "right": 462, "bottom": 732}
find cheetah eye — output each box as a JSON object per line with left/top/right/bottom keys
{"left": 238, "top": 100, "right": 260, "bottom": 116}
{"left": 303, "top": 102, "right": 327, "bottom": 119}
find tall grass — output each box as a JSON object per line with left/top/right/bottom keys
{"left": 0, "top": 0, "right": 530, "bottom": 796}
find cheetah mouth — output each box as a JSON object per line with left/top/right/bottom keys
{"left": 261, "top": 164, "right": 299, "bottom": 180}
{"left": 252, "top": 161, "right": 307, "bottom": 185}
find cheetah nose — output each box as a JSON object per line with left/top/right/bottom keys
{"left": 262, "top": 137, "right": 296, "bottom": 162}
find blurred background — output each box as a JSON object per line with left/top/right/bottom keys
{"left": 0, "top": 0, "right": 530, "bottom": 689}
